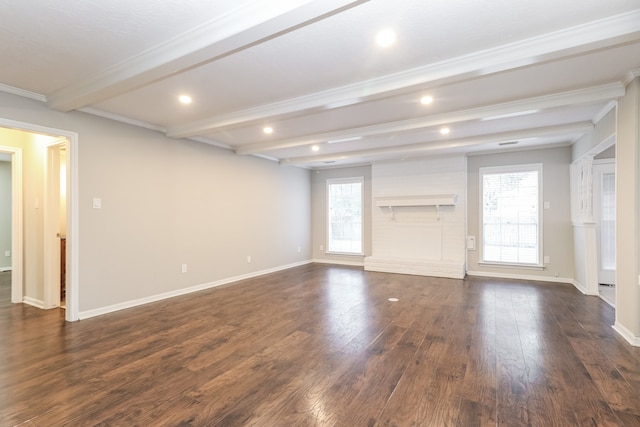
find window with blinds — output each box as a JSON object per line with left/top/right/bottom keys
{"left": 480, "top": 164, "right": 542, "bottom": 266}
{"left": 327, "top": 177, "right": 363, "bottom": 254}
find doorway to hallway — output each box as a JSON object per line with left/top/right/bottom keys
{"left": 0, "top": 119, "right": 78, "bottom": 321}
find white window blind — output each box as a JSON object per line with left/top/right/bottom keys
{"left": 327, "top": 177, "right": 363, "bottom": 254}
{"left": 600, "top": 172, "right": 616, "bottom": 270}
{"left": 481, "top": 164, "right": 542, "bottom": 265}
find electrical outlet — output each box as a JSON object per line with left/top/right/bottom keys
{"left": 543, "top": 256, "right": 550, "bottom": 264}
{"left": 297, "top": 246, "right": 301, "bottom": 253}
{"left": 4, "top": 250, "right": 10, "bottom": 257}
{"left": 247, "top": 255, "right": 251, "bottom": 263}
{"left": 93, "top": 197, "right": 102, "bottom": 209}
{"left": 181, "top": 264, "right": 187, "bottom": 273}
{"left": 320, "top": 245, "right": 324, "bottom": 251}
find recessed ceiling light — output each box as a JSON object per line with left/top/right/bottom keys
{"left": 481, "top": 110, "right": 539, "bottom": 121}
{"left": 311, "top": 145, "right": 320, "bottom": 152}
{"left": 440, "top": 127, "right": 450, "bottom": 135}
{"left": 178, "top": 95, "right": 192, "bottom": 104}
{"left": 420, "top": 95, "right": 433, "bottom": 105}
{"left": 376, "top": 29, "right": 396, "bottom": 47}
{"left": 263, "top": 127, "right": 273, "bottom": 134}
{"left": 388, "top": 297, "right": 399, "bottom": 302}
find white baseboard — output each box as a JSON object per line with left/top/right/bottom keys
{"left": 0, "top": 267, "right": 11, "bottom": 272}
{"left": 365, "top": 257, "right": 465, "bottom": 279}
{"left": 23, "top": 296, "right": 45, "bottom": 309}
{"left": 613, "top": 322, "right": 640, "bottom": 347}
{"left": 466, "top": 270, "right": 575, "bottom": 286}
{"left": 78, "top": 260, "right": 312, "bottom": 320}
{"left": 570, "top": 279, "right": 601, "bottom": 295}
{"left": 312, "top": 258, "right": 364, "bottom": 267}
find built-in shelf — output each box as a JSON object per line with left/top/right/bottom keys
{"left": 375, "top": 194, "right": 458, "bottom": 208}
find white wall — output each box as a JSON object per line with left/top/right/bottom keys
{"left": 0, "top": 160, "right": 10, "bottom": 270}
{"left": 365, "top": 156, "right": 466, "bottom": 278}
{"left": 467, "top": 147, "right": 574, "bottom": 281}
{"left": 0, "top": 91, "right": 311, "bottom": 316}
{"left": 311, "top": 165, "right": 372, "bottom": 265}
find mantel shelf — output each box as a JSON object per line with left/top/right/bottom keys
{"left": 375, "top": 194, "right": 458, "bottom": 208}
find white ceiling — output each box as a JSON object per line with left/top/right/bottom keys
{"left": 1, "top": 0, "right": 639, "bottom": 168}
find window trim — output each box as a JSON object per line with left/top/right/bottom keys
{"left": 479, "top": 163, "right": 543, "bottom": 268}
{"left": 326, "top": 176, "right": 364, "bottom": 256}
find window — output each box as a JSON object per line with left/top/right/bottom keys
{"left": 480, "top": 164, "right": 542, "bottom": 266}
{"left": 327, "top": 177, "right": 363, "bottom": 254}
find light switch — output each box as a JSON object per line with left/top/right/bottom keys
{"left": 93, "top": 197, "right": 102, "bottom": 209}
{"left": 466, "top": 236, "right": 476, "bottom": 250}
{"left": 544, "top": 201, "right": 550, "bottom": 209}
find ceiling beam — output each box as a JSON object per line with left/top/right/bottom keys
{"left": 235, "top": 82, "right": 624, "bottom": 155}
{"left": 279, "top": 122, "right": 594, "bottom": 165}
{"left": 47, "top": 0, "right": 369, "bottom": 112}
{"left": 167, "top": 9, "right": 640, "bottom": 139}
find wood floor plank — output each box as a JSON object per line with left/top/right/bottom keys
{"left": 1, "top": 266, "right": 640, "bottom": 426}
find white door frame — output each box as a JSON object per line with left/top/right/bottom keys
{"left": 44, "top": 138, "right": 67, "bottom": 309}
{"left": 593, "top": 160, "right": 616, "bottom": 286}
{"left": 0, "top": 145, "right": 23, "bottom": 304}
{"left": 0, "top": 118, "right": 79, "bottom": 321}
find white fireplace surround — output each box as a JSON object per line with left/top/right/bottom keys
{"left": 365, "top": 157, "right": 467, "bottom": 280}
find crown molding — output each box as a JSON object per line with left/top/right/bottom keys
{"left": 78, "top": 107, "right": 233, "bottom": 151}
{"left": 168, "top": 9, "right": 640, "bottom": 139}
{"left": 236, "top": 82, "right": 622, "bottom": 155}
{"left": 47, "top": 0, "right": 368, "bottom": 112}
{"left": 625, "top": 68, "right": 640, "bottom": 85}
{"left": 279, "top": 122, "right": 593, "bottom": 165}
{"left": 592, "top": 101, "right": 618, "bottom": 124}
{"left": 466, "top": 141, "right": 573, "bottom": 158}
{"left": 0, "top": 84, "right": 47, "bottom": 103}
{"left": 186, "top": 136, "right": 233, "bottom": 151}
{"left": 78, "top": 107, "right": 166, "bottom": 132}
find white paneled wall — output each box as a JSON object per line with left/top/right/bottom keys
{"left": 365, "top": 156, "right": 466, "bottom": 278}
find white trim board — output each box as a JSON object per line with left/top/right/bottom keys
{"left": 23, "top": 297, "right": 45, "bottom": 309}
{"left": 0, "top": 267, "right": 11, "bottom": 272}
{"left": 312, "top": 258, "right": 365, "bottom": 267}
{"left": 78, "top": 260, "right": 312, "bottom": 320}
{"left": 613, "top": 322, "right": 640, "bottom": 347}
{"left": 466, "top": 270, "right": 575, "bottom": 286}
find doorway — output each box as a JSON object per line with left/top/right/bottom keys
{"left": 44, "top": 139, "right": 68, "bottom": 309}
{"left": 0, "top": 144, "right": 23, "bottom": 305}
{"left": 0, "top": 153, "right": 14, "bottom": 304}
{"left": 0, "top": 118, "right": 78, "bottom": 321}
{"left": 593, "top": 154, "right": 616, "bottom": 306}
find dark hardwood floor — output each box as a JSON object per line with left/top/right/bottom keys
{"left": 1, "top": 265, "right": 640, "bottom": 426}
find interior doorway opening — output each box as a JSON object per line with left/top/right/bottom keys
{"left": 44, "top": 139, "right": 68, "bottom": 309}
{"left": 0, "top": 119, "right": 78, "bottom": 321}
{"left": 593, "top": 149, "right": 616, "bottom": 307}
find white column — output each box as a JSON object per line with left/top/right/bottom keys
{"left": 614, "top": 75, "right": 640, "bottom": 346}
